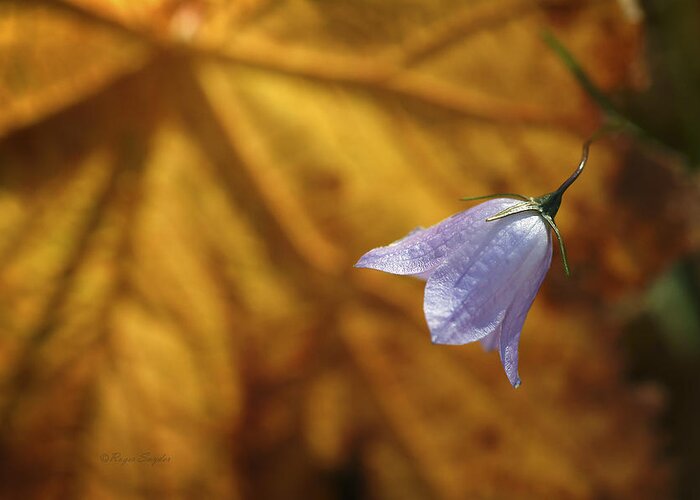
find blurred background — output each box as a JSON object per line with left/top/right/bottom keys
{"left": 0, "top": 0, "right": 698, "bottom": 498}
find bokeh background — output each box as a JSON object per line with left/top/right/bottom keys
{"left": 0, "top": 0, "right": 698, "bottom": 499}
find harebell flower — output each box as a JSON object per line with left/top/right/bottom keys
{"left": 355, "top": 141, "right": 592, "bottom": 387}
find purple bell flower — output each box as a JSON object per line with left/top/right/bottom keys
{"left": 355, "top": 142, "right": 592, "bottom": 387}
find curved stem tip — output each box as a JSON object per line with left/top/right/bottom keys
{"left": 554, "top": 140, "right": 591, "bottom": 196}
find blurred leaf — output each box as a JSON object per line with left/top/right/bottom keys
{"left": 0, "top": 1, "right": 149, "bottom": 136}
{"left": 0, "top": 0, "right": 691, "bottom": 499}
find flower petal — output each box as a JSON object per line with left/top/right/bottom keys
{"left": 354, "top": 199, "right": 519, "bottom": 279}
{"left": 480, "top": 328, "right": 501, "bottom": 352}
{"left": 425, "top": 205, "right": 551, "bottom": 346}
{"left": 498, "top": 239, "right": 553, "bottom": 388}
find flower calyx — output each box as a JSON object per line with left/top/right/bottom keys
{"left": 460, "top": 140, "right": 592, "bottom": 277}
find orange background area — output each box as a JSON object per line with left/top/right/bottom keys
{"left": 1, "top": 1, "right": 697, "bottom": 499}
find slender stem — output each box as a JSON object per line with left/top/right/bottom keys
{"left": 544, "top": 30, "right": 690, "bottom": 164}
{"left": 542, "top": 32, "right": 619, "bottom": 117}
{"left": 554, "top": 139, "right": 590, "bottom": 195}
